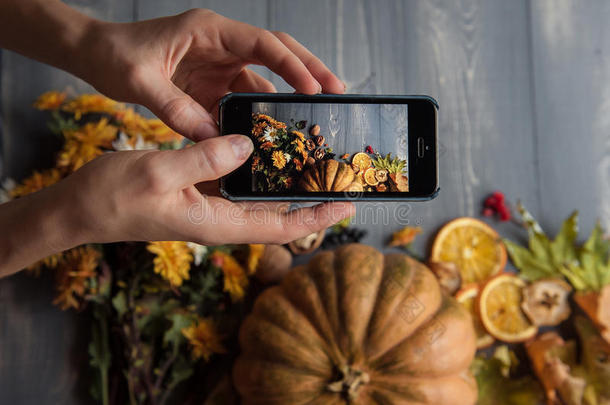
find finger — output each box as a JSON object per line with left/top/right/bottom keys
{"left": 150, "top": 135, "right": 253, "bottom": 189}
{"left": 199, "top": 201, "right": 355, "bottom": 244}
{"left": 219, "top": 19, "right": 321, "bottom": 94}
{"left": 230, "top": 68, "right": 277, "bottom": 93}
{"left": 238, "top": 201, "right": 290, "bottom": 214}
{"left": 138, "top": 75, "right": 219, "bottom": 142}
{"left": 272, "top": 31, "right": 346, "bottom": 94}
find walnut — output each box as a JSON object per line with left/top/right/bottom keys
{"left": 305, "top": 139, "right": 316, "bottom": 151}
{"left": 314, "top": 135, "right": 325, "bottom": 146}
{"left": 314, "top": 148, "right": 325, "bottom": 160}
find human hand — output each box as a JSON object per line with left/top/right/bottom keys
{"left": 79, "top": 9, "right": 345, "bottom": 141}
{"left": 54, "top": 134, "right": 354, "bottom": 246}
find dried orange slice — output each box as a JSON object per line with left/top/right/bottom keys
{"left": 455, "top": 284, "right": 495, "bottom": 349}
{"left": 430, "top": 217, "right": 506, "bottom": 284}
{"left": 478, "top": 273, "right": 538, "bottom": 343}
{"left": 363, "top": 168, "right": 379, "bottom": 186}
{"left": 352, "top": 152, "right": 372, "bottom": 171}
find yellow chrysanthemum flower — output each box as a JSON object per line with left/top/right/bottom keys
{"left": 147, "top": 241, "right": 193, "bottom": 287}
{"left": 10, "top": 168, "right": 63, "bottom": 198}
{"left": 27, "top": 251, "right": 65, "bottom": 275}
{"left": 292, "top": 139, "right": 306, "bottom": 155}
{"left": 246, "top": 244, "right": 265, "bottom": 275}
{"left": 33, "top": 91, "right": 67, "bottom": 110}
{"left": 53, "top": 245, "right": 100, "bottom": 310}
{"left": 62, "top": 94, "right": 122, "bottom": 120}
{"left": 116, "top": 108, "right": 183, "bottom": 144}
{"left": 181, "top": 317, "right": 226, "bottom": 361}
{"left": 291, "top": 130, "right": 305, "bottom": 141}
{"left": 272, "top": 150, "right": 287, "bottom": 169}
{"left": 211, "top": 251, "right": 248, "bottom": 301}
{"left": 57, "top": 118, "right": 118, "bottom": 171}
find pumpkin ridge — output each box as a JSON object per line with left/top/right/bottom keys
{"left": 365, "top": 257, "right": 442, "bottom": 362}
{"left": 366, "top": 371, "right": 478, "bottom": 404}
{"left": 365, "top": 380, "right": 428, "bottom": 403}
{"left": 334, "top": 245, "right": 385, "bottom": 364}
{"left": 239, "top": 316, "right": 332, "bottom": 377}
{"left": 369, "top": 297, "right": 476, "bottom": 379}
{"left": 367, "top": 298, "right": 440, "bottom": 370}
{"left": 363, "top": 254, "right": 418, "bottom": 350}
{"left": 281, "top": 264, "right": 347, "bottom": 367}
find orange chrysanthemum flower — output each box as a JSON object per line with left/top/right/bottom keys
{"left": 272, "top": 150, "right": 287, "bottom": 169}
{"left": 62, "top": 94, "right": 122, "bottom": 120}
{"left": 260, "top": 141, "right": 275, "bottom": 150}
{"left": 147, "top": 241, "right": 193, "bottom": 287}
{"left": 291, "top": 130, "right": 305, "bottom": 141}
{"left": 10, "top": 168, "right": 63, "bottom": 198}
{"left": 57, "top": 118, "right": 118, "bottom": 171}
{"left": 181, "top": 317, "right": 226, "bottom": 361}
{"left": 53, "top": 245, "right": 100, "bottom": 310}
{"left": 33, "top": 91, "right": 67, "bottom": 110}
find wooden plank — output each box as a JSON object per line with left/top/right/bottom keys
{"left": 0, "top": 2, "right": 135, "bottom": 404}
{"left": 529, "top": 0, "right": 610, "bottom": 235}
{"left": 269, "top": 0, "right": 539, "bottom": 251}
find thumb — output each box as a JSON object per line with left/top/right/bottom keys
{"left": 140, "top": 79, "right": 219, "bottom": 141}
{"left": 163, "top": 135, "right": 253, "bottom": 187}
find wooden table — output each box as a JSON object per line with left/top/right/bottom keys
{"left": 1, "top": 1, "right": 609, "bottom": 403}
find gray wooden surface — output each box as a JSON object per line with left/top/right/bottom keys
{"left": 253, "top": 102, "right": 409, "bottom": 165}
{"left": 1, "top": 0, "right": 609, "bottom": 403}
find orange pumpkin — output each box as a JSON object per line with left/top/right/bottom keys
{"left": 299, "top": 159, "right": 363, "bottom": 192}
{"left": 233, "top": 244, "right": 478, "bottom": 404}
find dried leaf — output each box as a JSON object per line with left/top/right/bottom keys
{"left": 388, "top": 226, "right": 422, "bottom": 247}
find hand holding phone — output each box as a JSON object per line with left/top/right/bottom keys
{"left": 220, "top": 93, "right": 439, "bottom": 201}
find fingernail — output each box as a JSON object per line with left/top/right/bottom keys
{"left": 230, "top": 135, "right": 253, "bottom": 160}
{"left": 316, "top": 82, "right": 323, "bottom": 94}
{"left": 195, "top": 121, "right": 218, "bottom": 140}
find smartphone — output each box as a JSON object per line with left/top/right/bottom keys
{"left": 219, "top": 93, "right": 438, "bottom": 201}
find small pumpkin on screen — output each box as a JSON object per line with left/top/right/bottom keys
{"left": 299, "top": 159, "right": 363, "bottom": 192}
{"left": 233, "top": 243, "right": 478, "bottom": 405}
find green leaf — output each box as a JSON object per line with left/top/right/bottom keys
{"left": 163, "top": 312, "right": 194, "bottom": 352}
{"left": 550, "top": 211, "right": 579, "bottom": 266}
{"left": 89, "top": 306, "right": 111, "bottom": 405}
{"left": 504, "top": 239, "right": 554, "bottom": 280}
{"left": 471, "top": 355, "right": 545, "bottom": 405}
{"left": 507, "top": 205, "right": 610, "bottom": 291}
{"left": 111, "top": 290, "right": 128, "bottom": 318}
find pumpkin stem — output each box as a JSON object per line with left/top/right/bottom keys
{"left": 326, "top": 364, "right": 370, "bottom": 401}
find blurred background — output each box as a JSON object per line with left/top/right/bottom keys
{"left": 1, "top": 0, "right": 609, "bottom": 403}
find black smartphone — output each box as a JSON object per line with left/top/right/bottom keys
{"left": 219, "top": 93, "right": 438, "bottom": 201}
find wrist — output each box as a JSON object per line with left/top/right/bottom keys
{"left": 0, "top": 184, "right": 85, "bottom": 277}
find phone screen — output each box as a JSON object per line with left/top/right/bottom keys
{"left": 220, "top": 94, "right": 438, "bottom": 201}
{"left": 250, "top": 102, "right": 409, "bottom": 194}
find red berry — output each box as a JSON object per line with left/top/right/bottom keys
{"left": 365, "top": 145, "right": 374, "bottom": 154}
{"left": 498, "top": 205, "right": 511, "bottom": 221}
{"left": 484, "top": 196, "right": 498, "bottom": 208}
{"left": 482, "top": 207, "right": 494, "bottom": 217}
{"left": 492, "top": 191, "right": 505, "bottom": 203}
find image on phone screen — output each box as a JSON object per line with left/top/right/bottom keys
{"left": 250, "top": 102, "right": 409, "bottom": 194}
{"left": 220, "top": 94, "right": 438, "bottom": 201}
